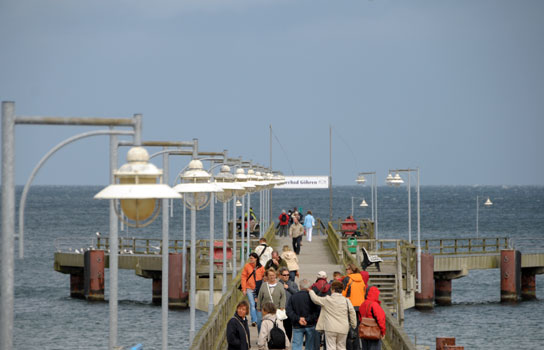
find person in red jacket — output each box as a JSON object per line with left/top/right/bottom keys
{"left": 311, "top": 271, "right": 331, "bottom": 296}
{"left": 358, "top": 286, "right": 386, "bottom": 349}
{"left": 277, "top": 210, "right": 290, "bottom": 237}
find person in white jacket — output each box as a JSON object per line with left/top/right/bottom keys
{"left": 309, "top": 281, "right": 357, "bottom": 350}
{"left": 280, "top": 245, "right": 299, "bottom": 282}
{"left": 254, "top": 238, "right": 274, "bottom": 267}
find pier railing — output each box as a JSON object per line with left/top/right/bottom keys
{"left": 421, "top": 237, "right": 510, "bottom": 255}
{"left": 322, "top": 219, "right": 416, "bottom": 350}
{"left": 190, "top": 223, "right": 276, "bottom": 350}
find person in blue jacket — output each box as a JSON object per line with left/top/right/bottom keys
{"left": 303, "top": 210, "right": 316, "bottom": 242}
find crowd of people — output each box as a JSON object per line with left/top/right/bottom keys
{"left": 228, "top": 228, "right": 387, "bottom": 350}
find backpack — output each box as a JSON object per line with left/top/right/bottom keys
{"left": 279, "top": 213, "right": 288, "bottom": 224}
{"left": 266, "top": 319, "right": 286, "bottom": 349}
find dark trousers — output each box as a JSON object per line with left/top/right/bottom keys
{"left": 283, "top": 318, "right": 292, "bottom": 341}
{"left": 292, "top": 236, "right": 302, "bottom": 254}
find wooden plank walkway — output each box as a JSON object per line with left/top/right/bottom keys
{"left": 247, "top": 233, "right": 344, "bottom": 348}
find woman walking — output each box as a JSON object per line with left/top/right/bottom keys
{"left": 309, "top": 281, "right": 357, "bottom": 350}
{"left": 258, "top": 268, "right": 287, "bottom": 312}
{"left": 359, "top": 287, "right": 386, "bottom": 350}
{"left": 303, "top": 210, "right": 315, "bottom": 242}
{"left": 241, "top": 252, "right": 265, "bottom": 327}
{"left": 281, "top": 245, "right": 299, "bottom": 282}
{"left": 227, "top": 300, "right": 251, "bottom": 350}
{"left": 258, "top": 301, "right": 290, "bottom": 350}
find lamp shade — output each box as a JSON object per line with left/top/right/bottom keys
{"left": 214, "top": 165, "right": 244, "bottom": 202}
{"left": 94, "top": 146, "right": 180, "bottom": 227}
{"left": 356, "top": 175, "right": 366, "bottom": 184}
{"left": 173, "top": 159, "right": 223, "bottom": 210}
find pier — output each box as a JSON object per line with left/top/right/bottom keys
{"left": 53, "top": 218, "right": 544, "bottom": 349}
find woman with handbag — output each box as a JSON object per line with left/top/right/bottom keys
{"left": 358, "top": 286, "right": 386, "bottom": 350}
{"left": 258, "top": 268, "right": 287, "bottom": 329}
{"left": 309, "top": 281, "right": 357, "bottom": 350}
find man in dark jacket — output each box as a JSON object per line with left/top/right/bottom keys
{"left": 227, "top": 300, "right": 251, "bottom": 350}
{"left": 279, "top": 266, "right": 299, "bottom": 341}
{"left": 286, "top": 279, "right": 321, "bottom": 350}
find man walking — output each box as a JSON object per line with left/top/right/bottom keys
{"left": 278, "top": 210, "right": 290, "bottom": 237}
{"left": 289, "top": 217, "right": 304, "bottom": 255}
{"left": 286, "top": 279, "right": 321, "bottom": 350}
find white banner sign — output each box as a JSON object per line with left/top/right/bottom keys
{"left": 275, "top": 176, "right": 329, "bottom": 189}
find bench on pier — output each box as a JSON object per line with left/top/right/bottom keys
{"left": 361, "top": 247, "right": 383, "bottom": 272}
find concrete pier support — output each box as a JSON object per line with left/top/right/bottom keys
{"left": 70, "top": 269, "right": 85, "bottom": 299}
{"left": 521, "top": 268, "right": 536, "bottom": 301}
{"left": 435, "top": 279, "right": 452, "bottom": 306}
{"left": 415, "top": 253, "right": 434, "bottom": 310}
{"left": 152, "top": 278, "right": 162, "bottom": 305}
{"left": 168, "top": 253, "right": 188, "bottom": 309}
{"left": 500, "top": 249, "right": 521, "bottom": 303}
{"left": 84, "top": 250, "right": 105, "bottom": 301}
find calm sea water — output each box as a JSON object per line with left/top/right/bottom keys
{"left": 10, "top": 185, "right": 544, "bottom": 348}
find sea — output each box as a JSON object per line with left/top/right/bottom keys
{"left": 8, "top": 185, "right": 544, "bottom": 349}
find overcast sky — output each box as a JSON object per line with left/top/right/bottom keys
{"left": 1, "top": 0, "right": 543, "bottom": 186}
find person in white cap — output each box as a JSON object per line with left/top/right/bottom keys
{"left": 311, "top": 271, "right": 331, "bottom": 296}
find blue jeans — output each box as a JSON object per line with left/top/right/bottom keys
{"left": 292, "top": 326, "right": 317, "bottom": 350}
{"left": 246, "top": 288, "right": 261, "bottom": 326}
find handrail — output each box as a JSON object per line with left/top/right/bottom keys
{"left": 190, "top": 222, "right": 276, "bottom": 350}
{"left": 421, "top": 237, "right": 510, "bottom": 255}
{"left": 325, "top": 220, "right": 416, "bottom": 350}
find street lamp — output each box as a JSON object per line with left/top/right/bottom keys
{"left": 94, "top": 146, "right": 181, "bottom": 350}
{"left": 214, "top": 165, "right": 244, "bottom": 294}
{"left": 356, "top": 171, "right": 378, "bottom": 239}
{"left": 386, "top": 168, "right": 421, "bottom": 293}
{"left": 476, "top": 196, "right": 493, "bottom": 238}
{"left": 173, "top": 159, "right": 223, "bottom": 344}
{"left": 350, "top": 197, "right": 368, "bottom": 216}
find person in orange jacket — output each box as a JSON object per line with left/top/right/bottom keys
{"left": 241, "top": 252, "right": 265, "bottom": 327}
{"left": 342, "top": 263, "right": 366, "bottom": 350}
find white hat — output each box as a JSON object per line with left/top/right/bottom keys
{"left": 317, "top": 271, "right": 327, "bottom": 279}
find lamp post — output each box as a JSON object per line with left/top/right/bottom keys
{"left": 476, "top": 196, "right": 493, "bottom": 238}
{"left": 350, "top": 197, "right": 368, "bottom": 217}
{"left": 173, "top": 159, "right": 223, "bottom": 344}
{"left": 94, "top": 146, "right": 181, "bottom": 350}
{"left": 386, "top": 168, "right": 421, "bottom": 293}
{"left": 355, "top": 171, "right": 378, "bottom": 239}
{"left": 213, "top": 165, "right": 244, "bottom": 294}
{"left": 2, "top": 101, "right": 140, "bottom": 350}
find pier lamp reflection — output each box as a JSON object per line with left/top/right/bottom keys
{"left": 94, "top": 146, "right": 181, "bottom": 226}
